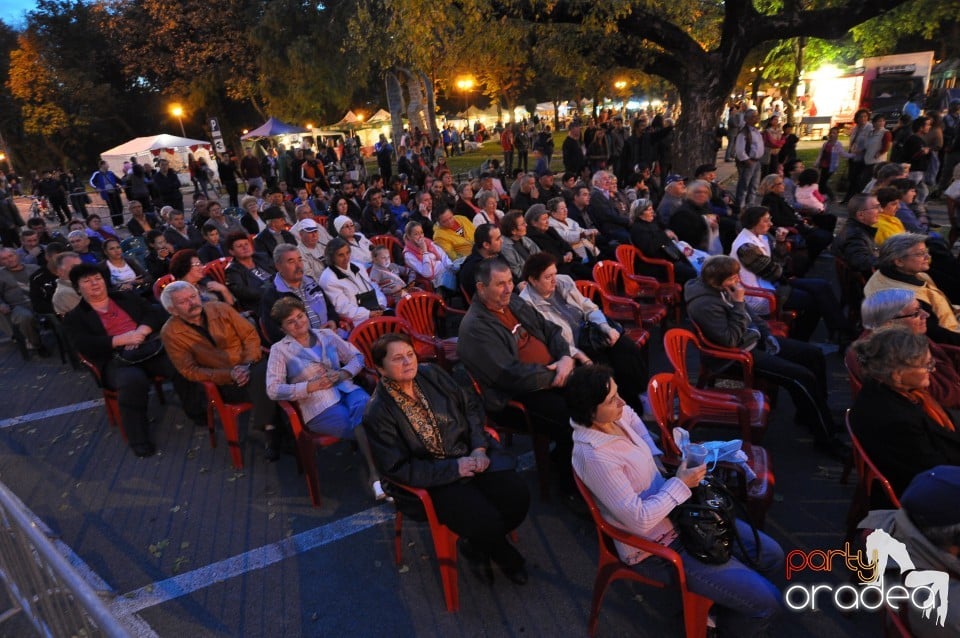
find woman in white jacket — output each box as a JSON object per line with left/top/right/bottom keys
{"left": 402, "top": 221, "right": 456, "bottom": 291}
{"left": 319, "top": 237, "right": 388, "bottom": 324}
{"left": 518, "top": 252, "right": 648, "bottom": 413}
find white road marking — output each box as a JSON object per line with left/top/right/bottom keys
{"left": 0, "top": 399, "right": 106, "bottom": 430}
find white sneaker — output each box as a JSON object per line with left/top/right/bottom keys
{"left": 372, "top": 481, "right": 392, "bottom": 502}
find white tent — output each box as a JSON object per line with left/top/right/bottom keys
{"left": 367, "top": 109, "right": 392, "bottom": 123}
{"left": 100, "top": 134, "right": 214, "bottom": 184}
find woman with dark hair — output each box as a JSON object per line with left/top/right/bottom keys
{"left": 519, "top": 252, "right": 648, "bottom": 414}
{"left": 453, "top": 181, "right": 482, "bottom": 219}
{"left": 568, "top": 365, "right": 783, "bottom": 637}
{"left": 757, "top": 174, "right": 833, "bottom": 275}
{"left": 499, "top": 210, "right": 540, "bottom": 280}
{"left": 627, "top": 197, "right": 698, "bottom": 284}
{"left": 265, "top": 296, "right": 386, "bottom": 500}
{"left": 731, "top": 205, "right": 845, "bottom": 342}
{"left": 168, "top": 249, "right": 235, "bottom": 305}
{"left": 318, "top": 237, "right": 387, "bottom": 323}
{"left": 99, "top": 237, "right": 148, "bottom": 291}
{"left": 685, "top": 255, "right": 848, "bottom": 459}
{"left": 363, "top": 333, "right": 530, "bottom": 584}
{"left": 850, "top": 327, "right": 960, "bottom": 496}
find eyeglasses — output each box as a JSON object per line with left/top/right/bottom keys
{"left": 909, "top": 360, "right": 936, "bottom": 372}
{"left": 190, "top": 261, "right": 203, "bottom": 268}
{"left": 904, "top": 250, "right": 930, "bottom": 259}
{"left": 894, "top": 308, "right": 926, "bottom": 319}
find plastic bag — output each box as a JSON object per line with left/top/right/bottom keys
{"left": 672, "top": 427, "right": 757, "bottom": 482}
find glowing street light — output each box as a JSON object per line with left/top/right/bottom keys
{"left": 614, "top": 80, "right": 627, "bottom": 90}
{"left": 455, "top": 76, "right": 475, "bottom": 111}
{"left": 306, "top": 123, "right": 313, "bottom": 130}
{"left": 169, "top": 103, "right": 186, "bottom": 137}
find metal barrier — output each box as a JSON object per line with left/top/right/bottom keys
{"left": 0, "top": 482, "right": 130, "bottom": 637}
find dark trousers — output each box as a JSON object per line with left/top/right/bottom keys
{"left": 845, "top": 160, "right": 866, "bottom": 199}
{"left": 104, "top": 353, "right": 202, "bottom": 447}
{"left": 784, "top": 277, "right": 844, "bottom": 341}
{"left": 217, "top": 358, "right": 278, "bottom": 431}
{"left": 49, "top": 197, "right": 70, "bottom": 224}
{"left": 507, "top": 388, "right": 572, "bottom": 484}
{"left": 224, "top": 181, "right": 239, "bottom": 209}
{"left": 428, "top": 469, "right": 530, "bottom": 569}
{"left": 595, "top": 332, "right": 649, "bottom": 416}
{"left": 104, "top": 191, "right": 124, "bottom": 227}
{"left": 818, "top": 169, "right": 835, "bottom": 201}
{"left": 752, "top": 339, "right": 835, "bottom": 443}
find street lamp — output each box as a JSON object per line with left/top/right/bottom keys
{"left": 456, "top": 77, "right": 474, "bottom": 112}
{"left": 170, "top": 104, "right": 186, "bottom": 137}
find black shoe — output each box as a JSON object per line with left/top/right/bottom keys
{"left": 459, "top": 539, "right": 494, "bottom": 585}
{"left": 131, "top": 442, "right": 156, "bottom": 458}
{"left": 264, "top": 428, "right": 281, "bottom": 462}
{"left": 500, "top": 563, "right": 529, "bottom": 585}
{"left": 815, "top": 437, "right": 852, "bottom": 464}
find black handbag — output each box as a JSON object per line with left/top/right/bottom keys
{"left": 660, "top": 242, "right": 684, "bottom": 262}
{"left": 576, "top": 319, "right": 624, "bottom": 357}
{"left": 355, "top": 289, "right": 381, "bottom": 311}
{"left": 670, "top": 475, "right": 760, "bottom": 566}
{"left": 113, "top": 337, "right": 163, "bottom": 365}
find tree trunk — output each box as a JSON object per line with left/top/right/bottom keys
{"left": 672, "top": 79, "right": 727, "bottom": 178}
{"left": 785, "top": 37, "right": 806, "bottom": 126}
{"left": 418, "top": 71, "right": 440, "bottom": 139}
{"left": 552, "top": 99, "right": 560, "bottom": 129}
{"left": 385, "top": 70, "right": 405, "bottom": 146}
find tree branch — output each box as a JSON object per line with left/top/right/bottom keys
{"left": 747, "top": 0, "right": 914, "bottom": 42}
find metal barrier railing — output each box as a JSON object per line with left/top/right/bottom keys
{"left": 0, "top": 482, "right": 130, "bottom": 637}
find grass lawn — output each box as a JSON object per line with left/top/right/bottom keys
{"left": 796, "top": 147, "right": 849, "bottom": 196}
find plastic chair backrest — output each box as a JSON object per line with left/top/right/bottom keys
{"left": 369, "top": 234, "right": 403, "bottom": 262}
{"left": 574, "top": 279, "right": 604, "bottom": 306}
{"left": 592, "top": 260, "right": 625, "bottom": 296}
{"left": 396, "top": 291, "right": 443, "bottom": 336}
{"left": 152, "top": 274, "right": 175, "bottom": 301}
{"left": 663, "top": 328, "right": 695, "bottom": 380}
{"left": 615, "top": 243, "right": 675, "bottom": 283}
{"left": 845, "top": 410, "right": 900, "bottom": 508}
{"left": 203, "top": 257, "right": 229, "bottom": 285}
{"left": 348, "top": 316, "right": 413, "bottom": 368}
{"left": 647, "top": 373, "right": 683, "bottom": 457}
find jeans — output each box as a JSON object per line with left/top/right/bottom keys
{"left": 305, "top": 388, "right": 369, "bottom": 439}
{"left": 736, "top": 160, "right": 762, "bottom": 210}
{"left": 637, "top": 520, "right": 783, "bottom": 638}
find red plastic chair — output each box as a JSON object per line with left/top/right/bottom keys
{"left": 315, "top": 215, "right": 327, "bottom": 229}
{"left": 202, "top": 257, "right": 230, "bottom": 285}
{"left": 574, "top": 280, "right": 651, "bottom": 350}
{"left": 201, "top": 381, "right": 252, "bottom": 470}
{"left": 576, "top": 275, "right": 666, "bottom": 332}
{"left": 844, "top": 410, "right": 900, "bottom": 542}
{"left": 347, "top": 316, "right": 440, "bottom": 372}
{"left": 663, "top": 328, "right": 770, "bottom": 444}
{"left": 389, "top": 479, "right": 461, "bottom": 612}
{"left": 573, "top": 472, "right": 713, "bottom": 637}
{"left": 278, "top": 400, "right": 341, "bottom": 507}
{"left": 76, "top": 352, "right": 166, "bottom": 441}
{"left": 465, "top": 371, "right": 551, "bottom": 499}
{"left": 395, "top": 291, "right": 466, "bottom": 368}
{"left": 615, "top": 244, "right": 683, "bottom": 322}
{"left": 741, "top": 286, "right": 792, "bottom": 338}
{"left": 593, "top": 259, "right": 660, "bottom": 300}
{"left": 369, "top": 234, "right": 404, "bottom": 262}
{"left": 647, "top": 373, "right": 774, "bottom": 528}
{"left": 152, "top": 273, "right": 175, "bottom": 302}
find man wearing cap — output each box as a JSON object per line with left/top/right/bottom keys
{"left": 296, "top": 217, "right": 331, "bottom": 281}
{"left": 254, "top": 206, "right": 297, "bottom": 258}
{"left": 734, "top": 108, "right": 764, "bottom": 209}
{"left": 695, "top": 163, "right": 739, "bottom": 253}
{"left": 860, "top": 466, "right": 960, "bottom": 637}
{"left": 656, "top": 174, "right": 687, "bottom": 224}
{"left": 536, "top": 170, "right": 562, "bottom": 205}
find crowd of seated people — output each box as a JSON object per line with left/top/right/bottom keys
{"left": 11, "top": 124, "right": 960, "bottom": 635}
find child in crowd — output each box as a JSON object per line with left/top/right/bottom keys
{"left": 368, "top": 245, "right": 417, "bottom": 305}
{"left": 794, "top": 168, "right": 826, "bottom": 213}
{"left": 387, "top": 191, "right": 410, "bottom": 233}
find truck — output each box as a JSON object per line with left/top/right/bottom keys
{"left": 857, "top": 51, "right": 935, "bottom": 125}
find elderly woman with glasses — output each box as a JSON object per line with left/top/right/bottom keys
{"left": 168, "top": 249, "right": 235, "bottom": 306}
{"left": 849, "top": 327, "right": 960, "bottom": 496}
{"left": 849, "top": 289, "right": 960, "bottom": 413}
{"left": 864, "top": 233, "right": 960, "bottom": 347}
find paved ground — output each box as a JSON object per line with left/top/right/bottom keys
{"left": 0, "top": 147, "right": 949, "bottom": 637}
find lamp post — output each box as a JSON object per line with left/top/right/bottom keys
{"left": 170, "top": 104, "right": 186, "bottom": 137}
{"left": 455, "top": 77, "right": 474, "bottom": 112}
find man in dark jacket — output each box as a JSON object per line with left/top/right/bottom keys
{"left": 587, "top": 170, "right": 630, "bottom": 246}
{"left": 831, "top": 194, "right": 880, "bottom": 279}
{"left": 359, "top": 189, "right": 398, "bottom": 237}
{"left": 153, "top": 160, "right": 184, "bottom": 211}
{"left": 254, "top": 206, "right": 297, "bottom": 258}
{"left": 62, "top": 264, "right": 202, "bottom": 456}
{"left": 562, "top": 124, "right": 587, "bottom": 179}
{"left": 458, "top": 223, "right": 506, "bottom": 300}
{"left": 668, "top": 179, "right": 715, "bottom": 252}
{"left": 458, "top": 258, "right": 576, "bottom": 487}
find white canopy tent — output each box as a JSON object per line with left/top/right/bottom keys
{"left": 100, "top": 134, "right": 214, "bottom": 185}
